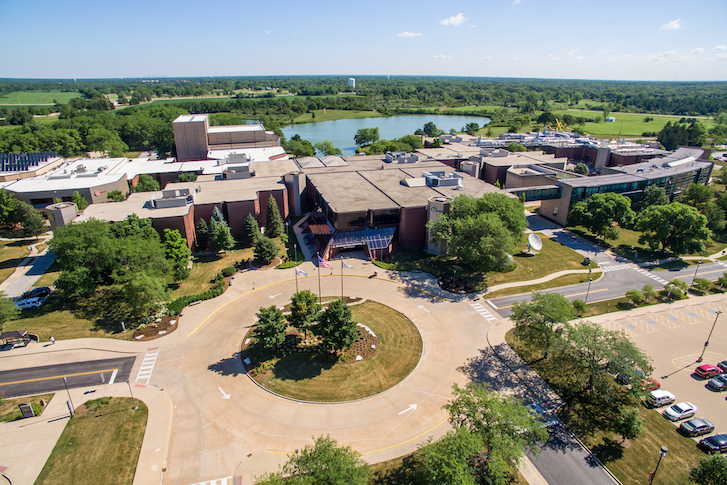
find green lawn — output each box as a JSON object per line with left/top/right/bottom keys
{"left": 35, "top": 397, "right": 148, "bottom": 485}
{"left": 0, "top": 91, "right": 80, "bottom": 105}
{"left": 485, "top": 273, "right": 594, "bottom": 299}
{"left": 548, "top": 110, "right": 715, "bottom": 138}
{"left": 0, "top": 393, "right": 53, "bottom": 422}
{"left": 0, "top": 239, "right": 32, "bottom": 284}
{"left": 251, "top": 301, "right": 422, "bottom": 402}
{"left": 292, "top": 109, "right": 382, "bottom": 123}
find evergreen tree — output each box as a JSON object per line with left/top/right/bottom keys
{"left": 254, "top": 235, "right": 277, "bottom": 264}
{"left": 212, "top": 206, "right": 225, "bottom": 224}
{"left": 243, "top": 212, "right": 260, "bottom": 247}
{"left": 255, "top": 305, "right": 287, "bottom": 352}
{"left": 195, "top": 218, "right": 208, "bottom": 250}
{"left": 265, "top": 196, "right": 284, "bottom": 238}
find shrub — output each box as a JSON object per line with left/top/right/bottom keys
{"left": 277, "top": 261, "right": 298, "bottom": 269}
{"left": 221, "top": 266, "right": 236, "bottom": 277}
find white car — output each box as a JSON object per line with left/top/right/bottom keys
{"left": 16, "top": 297, "right": 43, "bottom": 310}
{"left": 663, "top": 401, "right": 697, "bottom": 421}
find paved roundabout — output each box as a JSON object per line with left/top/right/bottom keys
{"left": 152, "top": 259, "right": 493, "bottom": 485}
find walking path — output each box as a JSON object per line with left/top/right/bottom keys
{"left": 0, "top": 233, "right": 55, "bottom": 298}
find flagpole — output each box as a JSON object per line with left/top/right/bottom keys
{"left": 317, "top": 252, "right": 322, "bottom": 304}
{"left": 294, "top": 243, "right": 298, "bottom": 293}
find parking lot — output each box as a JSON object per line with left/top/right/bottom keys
{"left": 590, "top": 295, "right": 727, "bottom": 447}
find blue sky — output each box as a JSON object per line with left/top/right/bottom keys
{"left": 2, "top": 0, "right": 726, "bottom": 81}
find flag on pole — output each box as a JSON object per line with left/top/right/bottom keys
{"left": 318, "top": 256, "right": 330, "bottom": 269}
{"left": 296, "top": 266, "right": 307, "bottom": 277}
{"left": 342, "top": 260, "right": 353, "bottom": 269}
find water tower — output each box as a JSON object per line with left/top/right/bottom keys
{"left": 348, "top": 77, "right": 355, "bottom": 89}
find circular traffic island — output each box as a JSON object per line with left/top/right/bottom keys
{"left": 241, "top": 300, "right": 422, "bottom": 402}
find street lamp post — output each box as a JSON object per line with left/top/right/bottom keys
{"left": 690, "top": 260, "right": 702, "bottom": 290}
{"left": 697, "top": 310, "right": 722, "bottom": 363}
{"left": 127, "top": 381, "right": 138, "bottom": 410}
{"left": 62, "top": 376, "right": 75, "bottom": 415}
{"left": 294, "top": 243, "right": 298, "bottom": 292}
{"left": 585, "top": 278, "right": 593, "bottom": 304}
{"left": 648, "top": 446, "right": 668, "bottom": 484}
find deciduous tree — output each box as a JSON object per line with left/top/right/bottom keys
{"left": 0, "top": 291, "right": 20, "bottom": 332}
{"left": 444, "top": 383, "right": 548, "bottom": 485}
{"left": 569, "top": 193, "right": 635, "bottom": 240}
{"left": 511, "top": 291, "right": 575, "bottom": 357}
{"left": 71, "top": 191, "right": 88, "bottom": 211}
{"left": 613, "top": 407, "right": 643, "bottom": 444}
{"left": 255, "top": 305, "right": 287, "bottom": 351}
{"left": 163, "top": 229, "right": 191, "bottom": 282}
{"left": 314, "top": 299, "right": 358, "bottom": 352}
{"left": 413, "top": 430, "right": 482, "bottom": 485}
{"left": 135, "top": 174, "right": 159, "bottom": 192}
{"left": 690, "top": 455, "right": 727, "bottom": 485}
{"left": 314, "top": 140, "right": 342, "bottom": 156}
{"left": 288, "top": 290, "right": 321, "bottom": 338}
{"left": 635, "top": 202, "right": 711, "bottom": 254}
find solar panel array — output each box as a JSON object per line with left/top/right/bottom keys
{"left": 0, "top": 152, "right": 56, "bottom": 172}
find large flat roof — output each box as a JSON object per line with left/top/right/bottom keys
{"left": 207, "top": 124, "right": 264, "bottom": 133}
{"left": 174, "top": 114, "right": 208, "bottom": 123}
{"left": 6, "top": 171, "right": 126, "bottom": 193}
{"left": 164, "top": 177, "right": 287, "bottom": 205}
{"left": 306, "top": 171, "right": 398, "bottom": 212}
{"left": 76, "top": 192, "right": 191, "bottom": 221}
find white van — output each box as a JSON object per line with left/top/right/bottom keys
{"left": 646, "top": 390, "right": 675, "bottom": 408}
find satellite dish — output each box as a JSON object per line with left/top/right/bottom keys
{"left": 528, "top": 233, "right": 543, "bottom": 253}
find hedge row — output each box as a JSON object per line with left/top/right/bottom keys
{"left": 167, "top": 279, "right": 225, "bottom": 315}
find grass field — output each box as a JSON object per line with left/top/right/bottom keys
{"left": 254, "top": 301, "right": 422, "bottom": 402}
{"left": 0, "top": 91, "right": 80, "bottom": 106}
{"left": 549, "top": 110, "right": 716, "bottom": 138}
{"left": 484, "top": 273, "right": 594, "bottom": 299}
{"left": 0, "top": 393, "right": 53, "bottom": 422}
{"left": 35, "top": 397, "right": 147, "bottom": 485}
{"left": 293, "top": 109, "right": 382, "bottom": 123}
{"left": 0, "top": 239, "right": 32, "bottom": 285}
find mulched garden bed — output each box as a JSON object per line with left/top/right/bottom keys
{"left": 132, "top": 314, "right": 179, "bottom": 341}
{"left": 437, "top": 277, "right": 476, "bottom": 294}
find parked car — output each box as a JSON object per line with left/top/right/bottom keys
{"left": 680, "top": 418, "right": 715, "bottom": 437}
{"left": 641, "top": 377, "right": 661, "bottom": 392}
{"left": 717, "top": 360, "right": 727, "bottom": 373}
{"left": 21, "top": 286, "right": 52, "bottom": 300}
{"left": 16, "top": 297, "right": 44, "bottom": 310}
{"left": 695, "top": 364, "right": 722, "bottom": 379}
{"left": 663, "top": 402, "right": 697, "bottom": 421}
{"left": 646, "top": 390, "right": 676, "bottom": 408}
{"left": 708, "top": 375, "right": 727, "bottom": 391}
{"left": 699, "top": 434, "right": 727, "bottom": 454}
{"left": 525, "top": 402, "right": 560, "bottom": 428}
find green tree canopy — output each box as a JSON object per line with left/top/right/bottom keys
{"left": 265, "top": 196, "right": 284, "bottom": 238}
{"left": 254, "top": 235, "right": 278, "bottom": 264}
{"left": 506, "top": 142, "right": 527, "bottom": 152}
{"left": 635, "top": 202, "right": 711, "bottom": 254}
{"left": 413, "top": 429, "right": 482, "bottom": 485}
{"left": 444, "top": 383, "right": 548, "bottom": 485}
{"left": 242, "top": 212, "right": 260, "bottom": 247}
{"left": 314, "top": 299, "right": 358, "bottom": 352}
{"left": 255, "top": 435, "right": 368, "bottom": 485}
{"left": 637, "top": 184, "right": 669, "bottom": 211}
{"left": 71, "top": 191, "right": 89, "bottom": 211}
{"left": 163, "top": 228, "right": 191, "bottom": 282}
{"left": 511, "top": 291, "right": 576, "bottom": 357}
{"left": 135, "top": 174, "right": 160, "bottom": 192}
{"left": 569, "top": 192, "right": 635, "bottom": 240}
{"left": 572, "top": 162, "right": 589, "bottom": 175}
{"left": 464, "top": 122, "right": 480, "bottom": 136}
{"left": 107, "top": 190, "right": 125, "bottom": 202}
{"left": 0, "top": 189, "right": 18, "bottom": 227}
{"left": 314, "top": 140, "right": 342, "bottom": 156}
{"left": 255, "top": 305, "right": 287, "bottom": 351}
{"left": 288, "top": 290, "right": 321, "bottom": 336}
{"left": 353, "top": 127, "right": 380, "bottom": 146}
{"left": 690, "top": 455, "right": 727, "bottom": 485}
{"left": 426, "top": 193, "right": 527, "bottom": 272}
{"left": 681, "top": 183, "right": 714, "bottom": 212}
{"left": 195, "top": 218, "right": 208, "bottom": 250}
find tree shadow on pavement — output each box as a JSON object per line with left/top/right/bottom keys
{"left": 208, "top": 352, "right": 245, "bottom": 377}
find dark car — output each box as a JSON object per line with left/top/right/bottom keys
{"left": 708, "top": 375, "right": 727, "bottom": 391}
{"left": 699, "top": 434, "right": 727, "bottom": 454}
{"left": 680, "top": 418, "right": 715, "bottom": 437}
{"left": 718, "top": 360, "right": 727, "bottom": 373}
{"left": 21, "top": 286, "right": 52, "bottom": 300}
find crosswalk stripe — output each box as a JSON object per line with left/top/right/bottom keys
{"left": 632, "top": 268, "right": 669, "bottom": 285}
{"left": 470, "top": 302, "right": 499, "bottom": 324}
{"left": 135, "top": 350, "right": 159, "bottom": 383}
{"left": 600, "top": 263, "right": 632, "bottom": 272}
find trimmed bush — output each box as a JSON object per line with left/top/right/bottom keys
{"left": 221, "top": 266, "right": 236, "bottom": 277}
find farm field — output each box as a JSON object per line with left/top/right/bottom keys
{"left": 0, "top": 91, "right": 80, "bottom": 106}
{"left": 293, "top": 109, "right": 382, "bottom": 123}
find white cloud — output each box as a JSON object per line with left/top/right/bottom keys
{"left": 646, "top": 50, "right": 676, "bottom": 62}
{"left": 434, "top": 54, "right": 452, "bottom": 59}
{"left": 574, "top": 56, "right": 584, "bottom": 61}
{"left": 660, "top": 19, "right": 681, "bottom": 31}
{"left": 692, "top": 47, "right": 704, "bottom": 53}
{"left": 714, "top": 45, "right": 727, "bottom": 51}
{"left": 483, "top": 56, "right": 492, "bottom": 61}
{"left": 512, "top": 57, "right": 519, "bottom": 61}
{"left": 397, "top": 32, "right": 422, "bottom": 38}
{"left": 440, "top": 13, "right": 467, "bottom": 26}
{"left": 265, "top": 31, "right": 271, "bottom": 34}
{"left": 567, "top": 48, "right": 583, "bottom": 56}
{"left": 606, "top": 56, "right": 620, "bottom": 61}
{"left": 513, "top": 0, "right": 521, "bottom": 4}
{"left": 597, "top": 49, "right": 614, "bottom": 55}
{"left": 546, "top": 54, "right": 562, "bottom": 61}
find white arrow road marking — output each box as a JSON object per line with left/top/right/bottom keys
{"left": 218, "top": 387, "right": 231, "bottom": 399}
{"left": 418, "top": 305, "right": 430, "bottom": 313}
{"left": 398, "top": 404, "right": 418, "bottom": 415}
{"left": 270, "top": 293, "right": 282, "bottom": 299}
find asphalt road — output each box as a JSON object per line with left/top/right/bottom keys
{"left": 489, "top": 261, "right": 727, "bottom": 318}
{"left": 0, "top": 356, "right": 135, "bottom": 398}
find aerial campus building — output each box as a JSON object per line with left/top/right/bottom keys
{"left": 0, "top": 116, "right": 715, "bottom": 260}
